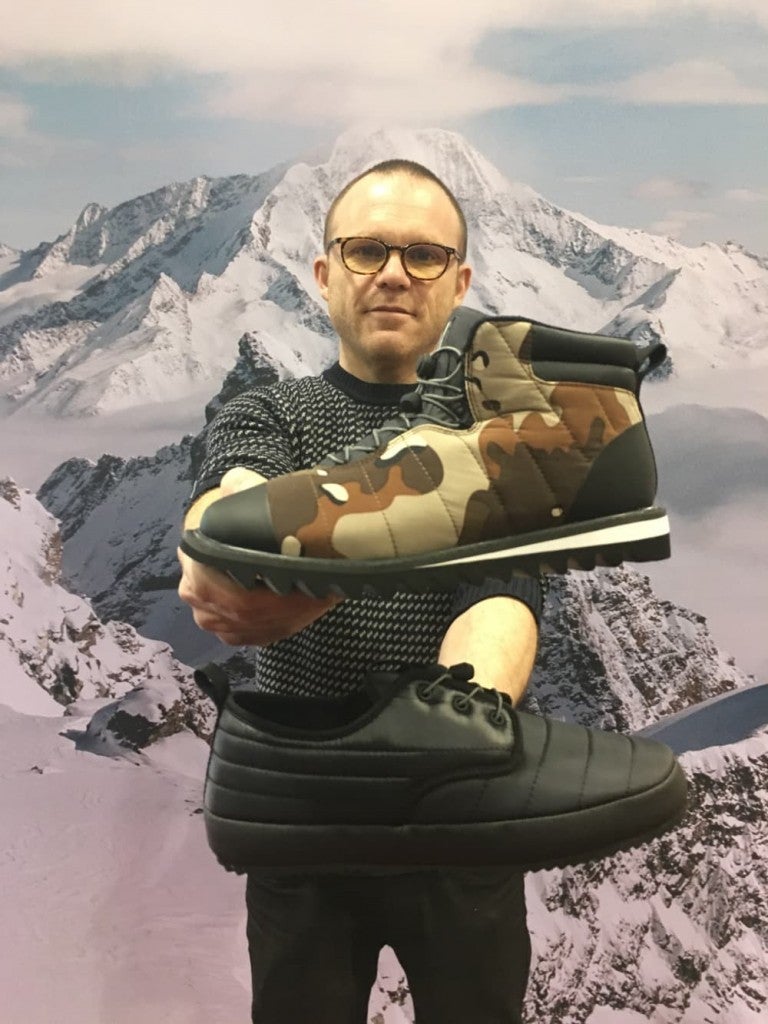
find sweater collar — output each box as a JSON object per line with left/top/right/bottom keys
{"left": 321, "top": 362, "right": 417, "bottom": 407}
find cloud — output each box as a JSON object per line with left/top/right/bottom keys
{"left": 0, "top": 93, "right": 32, "bottom": 136}
{"left": 0, "top": 92, "right": 54, "bottom": 168}
{"left": 726, "top": 188, "right": 768, "bottom": 203}
{"left": 562, "top": 175, "right": 609, "bottom": 185}
{"left": 605, "top": 60, "right": 768, "bottom": 105}
{"left": 1, "top": 4, "right": 767, "bottom": 126}
{"left": 648, "top": 209, "right": 714, "bottom": 239}
{"left": 204, "top": 68, "right": 568, "bottom": 125}
{"left": 632, "top": 177, "right": 711, "bottom": 201}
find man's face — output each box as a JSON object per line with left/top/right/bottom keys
{"left": 314, "top": 172, "right": 472, "bottom": 383}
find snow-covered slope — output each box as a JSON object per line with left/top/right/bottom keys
{"left": 0, "top": 702, "right": 253, "bottom": 1024}
{"left": 0, "top": 168, "right": 335, "bottom": 416}
{"left": 640, "top": 680, "right": 768, "bottom": 753}
{"left": 0, "top": 477, "right": 212, "bottom": 740}
{"left": 1, "top": 128, "right": 766, "bottom": 421}
{"left": 1, "top": 659, "right": 764, "bottom": 1024}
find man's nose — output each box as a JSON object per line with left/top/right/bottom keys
{"left": 375, "top": 249, "right": 411, "bottom": 286}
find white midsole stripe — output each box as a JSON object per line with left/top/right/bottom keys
{"left": 427, "top": 515, "right": 671, "bottom": 568}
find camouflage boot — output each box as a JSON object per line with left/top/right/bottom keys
{"left": 182, "top": 308, "right": 670, "bottom": 598}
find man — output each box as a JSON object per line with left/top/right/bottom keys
{"left": 178, "top": 160, "right": 542, "bottom": 1023}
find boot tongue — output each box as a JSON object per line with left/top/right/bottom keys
{"left": 417, "top": 346, "right": 461, "bottom": 381}
{"left": 316, "top": 321, "right": 473, "bottom": 468}
{"left": 317, "top": 348, "right": 468, "bottom": 468}
{"left": 400, "top": 346, "right": 471, "bottom": 428}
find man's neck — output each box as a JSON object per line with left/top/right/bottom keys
{"left": 338, "top": 354, "right": 418, "bottom": 386}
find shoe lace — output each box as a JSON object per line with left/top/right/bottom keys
{"left": 322, "top": 347, "right": 469, "bottom": 466}
{"left": 416, "top": 663, "right": 508, "bottom": 725}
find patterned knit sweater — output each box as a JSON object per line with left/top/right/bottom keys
{"left": 190, "top": 362, "right": 542, "bottom": 697}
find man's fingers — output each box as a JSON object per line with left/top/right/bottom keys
{"left": 177, "top": 546, "right": 242, "bottom": 606}
{"left": 192, "top": 607, "right": 242, "bottom": 633}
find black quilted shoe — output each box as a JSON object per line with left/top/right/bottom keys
{"left": 199, "top": 663, "right": 687, "bottom": 874}
{"left": 182, "top": 308, "right": 670, "bottom": 598}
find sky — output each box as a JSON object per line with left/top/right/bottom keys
{"left": 1, "top": 0, "right": 766, "bottom": 254}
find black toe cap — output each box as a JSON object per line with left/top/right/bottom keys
{"left": 199, "top": 485, "right": 280, "bottom": 553}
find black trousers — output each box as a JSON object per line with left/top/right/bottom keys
{"left": 245, "top": 867, "right": 530, "bottom": 1024}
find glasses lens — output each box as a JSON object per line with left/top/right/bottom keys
{"left": 341, "top": 238, "right": 387, "bottom": 274}
{"left": 403, "top": 244, "right": 450, "bottom": 280}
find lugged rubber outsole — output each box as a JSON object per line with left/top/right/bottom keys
{"left": 181, "top": 508, "right": 671, "bottom": 598}
{"left": 203, "top": 758, "right": 688, "bottom": 875}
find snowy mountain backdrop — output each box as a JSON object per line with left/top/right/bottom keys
{"left": 1, "top": 126, "right": 766, "bottom": 427}
{"left": 2, "top": 125, "right": 766, "bottom": 674}
{"left": 2, "top": 478, "right": 766, "bottom": 1024}
{"left": 1, "top": 127, "right": 766, "bottom": 1023}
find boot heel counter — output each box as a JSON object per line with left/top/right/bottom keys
{"left": 569, "top": 421, "right": 658, "bottom": 522}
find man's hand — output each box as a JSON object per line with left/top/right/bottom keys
{"left": 177, "top": 466, "right": 342, "bottom": 646}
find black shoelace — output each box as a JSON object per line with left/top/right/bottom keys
{"left": 414, "top": 663, "right": 508, "bottom": 728}
{"left": 322, "top": 347, "right": 470, "bottom": 466}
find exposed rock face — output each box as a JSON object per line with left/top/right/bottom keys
{"left": 524, "top": 569, "right": 750, "bottom": 733}
{"left": 81, "top": 677, "right": 214, "bottom": 755}
{"left": 36, "top": 439, "right": 200, "bottom": 659}
{"left": 203, "top": 330, "right": 285, "bottom": 423}
{"left": 523, "top": 729, "right": 768, "bottom": 1024}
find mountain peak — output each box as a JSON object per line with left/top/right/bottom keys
{"left": 74, "top": 202, "right": 108, "bottom": 232}
{"left": 325, "top": 124, "right": 532, "bottom": 204}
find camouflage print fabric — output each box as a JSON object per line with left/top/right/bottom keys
{"left": 264, "top": 321, "right": 643, "bottom": 560}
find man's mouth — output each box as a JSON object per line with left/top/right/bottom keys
{"left": 369, "top": 306, "right": 413, "bottom": 315}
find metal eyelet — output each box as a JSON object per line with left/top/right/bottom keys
{"left": 451, "top": 694, "right": 472, "bottom": 715}
{"left": 486, "top": 709, "right": 507, "bottom": 729}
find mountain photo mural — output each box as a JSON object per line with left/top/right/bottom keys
{"left": 1, "top": 129, "right": 767, "bottom": 1023}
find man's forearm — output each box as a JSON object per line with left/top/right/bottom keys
{"left": 438, "top": 596, "right": 538, "bottom": 705}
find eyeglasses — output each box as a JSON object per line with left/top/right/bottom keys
{"left": 328, "top": 236, "right": 463, "bottom": 281}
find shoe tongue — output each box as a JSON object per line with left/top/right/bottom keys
{"left": 362, "top": 670, "right": 410, "bottom": 704}
{"left": 362, "top": 664, "right": 512, "bottom": 711}
{"left": 362, "top": 663, "right": 448, "bottom": 704}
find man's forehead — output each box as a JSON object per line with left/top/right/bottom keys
{"left": 333, "top": 173, "right": 459, "bottom": 236}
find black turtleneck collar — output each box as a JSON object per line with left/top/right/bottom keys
{"left": 321, "top": 362, "right": 417, "bottom": 406}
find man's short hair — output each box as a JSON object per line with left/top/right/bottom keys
{"left": 323, "top": 159, "right": 468, "bottom": 257}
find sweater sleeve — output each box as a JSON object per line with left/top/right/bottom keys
{"left": 448, "top": 575, "right": 544, "bottom": 628}
{"left": 188, "top": 388, "right": 298, "bottom": 505}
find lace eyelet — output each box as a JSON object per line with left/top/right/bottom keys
{"left": 416, "top": 681, "right": 440, "bottom": 704}
{"left": 486, "top": 709, "right": 507, "bottom": 729}
{"left": 451, "top": 694, "right": 472, "bottom": 715}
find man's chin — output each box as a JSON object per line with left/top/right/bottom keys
{"left": 361, "top": 328, "right": 422, "bottom": 354}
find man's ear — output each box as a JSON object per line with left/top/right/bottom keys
{"left": 314, "top": 254, "right": 330, "bottom": 301}
{"left": 454, "top": 262, "right": 472, "bottom": 306}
